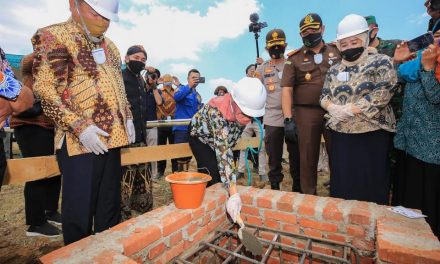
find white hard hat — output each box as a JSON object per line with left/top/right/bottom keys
{"left": 231, "top": 77, "right": 266, "bottom": 117}
{"left": 84, "top": 0, "right": 119, "bottom": 21}
{"left": 336, "top": 14, "right": 369, "bottom": 41}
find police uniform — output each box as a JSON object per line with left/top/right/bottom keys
{"left": 256, "top": 29, "right": 300, "bottom": 191}
{"left": 280, "top": 14, "right": 341, "bottom": 194}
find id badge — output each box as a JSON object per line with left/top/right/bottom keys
{"left": 92, "top": 48, "right": 106, "bottom": 64}
{"left": 337, "top": 72, "right": 350, "bottom": 82}
{"left": 314, "top": 53, "right": 323, "bottom": 64}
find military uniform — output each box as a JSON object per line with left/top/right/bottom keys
{"left": 281, "top": 43, "right": 341, "bottom": 194}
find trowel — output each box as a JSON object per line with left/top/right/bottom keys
{"left": 236, "top": 215, "right": 263, "bottom": 256}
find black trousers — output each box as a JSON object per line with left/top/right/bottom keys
{"left": 157, "top": 127, "right": 178, "bottom": 174}
{"left": 57, "top": 142, "right": 122, "bottom": 245}
{"left": 394, "top": 150, "right": 440, "bottom": 238}
{"left": 14, "top": 125, "right": 61, "bottom": 226}
{"left": 0, "top": 130, "right": 6, "bottom": 191}
{"left": 189, "top": 135, "right": 220, "bottom": 187}
{"left": 330, "top": 130, "right": 391, "bottom": 205}
{"left": 264, "top": 125, "right": 301, "bottom": 190}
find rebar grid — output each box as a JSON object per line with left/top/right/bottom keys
{"left": 175, "top": 224, "right": 360, "bottom": 264}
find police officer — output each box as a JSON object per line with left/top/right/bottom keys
{"left": 281, "top": 13, "right": 341, "bottom": 195}
{"left": 255, "top": 28, "right": 300, "bottom": 191}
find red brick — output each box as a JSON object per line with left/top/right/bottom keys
{"left": 241, "top": 193, "right": 254, "bottom": 205}
{"left": 326, "top": 233, "right": 346, "bottom": 243}
{"left": 165, "top": 241, "right": 184, "bottom": 263}
{"left": 303, "top": 228, "right": 322, "bottom": 239}
{"left": 241, "top": 205, "right": 259, "bottom": 216}
{"left": 260, "top": 231, "right": 276, "bottom": 240}
{"left": 214, "top": 207, "right": 224, "bottom": 218}
{"left": 186, "top": 223, "right": 198, "bottom": 237}
{"left": 162, "top": 211, "right": 192, "bottom": 236}
{"left": 121, "top": 226, "right": 161, "bottom": 256}
{"left": 348, "top": 208, "right": 371, "bottom": 226}
{"left": 277, "top": 193, "right": 295, "bottom": 212}
{"left": 322, "top": 201, "right": 343, "bottom": 222}
{"left": 110, "top": 217, "right": 137, "bottom": 232}
{"left": 352, "top": 239, "right": 375, "bottom": 252}
{"left": 359, "top": 257, "right": 375, "bottom": 264}
{"left": 191, "top": 207, "right": 204, "bottom": 221}
{"left": 148, "top": 243, "right": 166, "bottom": 260}
{"left": 282, "top": 224, "right": 300, "bottom": 234}
{"left": 217, "top": 193, "right": 227, "bottom": 205}
{"left": 264, "top": 210, "right": 297, "bottom": 224}
{"left": 346, "top": 225, "right": 365, "bottom": 237}
{"left": 40, "top": 236, "right": 94, "bottom": 263}
{"left": 299, "top": 218, "right": 337, "bottom": 232}
{"left": 312, "top": 245, "right": 332, "bottom": 255}
{"left": 92, "top": 250, "right": 118, "bottom": 264}
{"left": 245, "top": 215, "right": 263, "bottom": 226}
{"left": 280, "top": 236, "right": 295, "bottom": 245}
{"left": 257, "top": 195, "right": 273, "bottom": 208}
{"left": 265, "top": 219, "right": 280, "bottom": 229}
{"left": 206, "top": 199, "right": 216, "bottom": 212}
{"left": 282, "top": 251, "right": 299, "bottom": 262}
{"left": 267, "top": 257, "right": 279, "bottom": 264}
{"left": 193, "top": 225, "right": 209, "bottom": 243}
{"left": 200, "top": 213, "right": 211, "bottom": 226}
{"left": 208, "top": 216, "right": 225, "bottom": 233}
{"left": 169, "top": 231, "right": 182, "bottom": 246}
{"left": 298, "top": 195, "right": 318, "bottom": 216}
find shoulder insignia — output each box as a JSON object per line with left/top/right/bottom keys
{"left": 287, "top": 49, "right": 300, "bottom": 57}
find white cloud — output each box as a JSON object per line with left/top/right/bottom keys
{"left": 169, "top": 63, "right": 195, "bottom": 75}
{"left": 1, "top": 0, "right": 259, "bottom": 63}
{"left": 408, "top": 12, "right": 429, "bottom": 25}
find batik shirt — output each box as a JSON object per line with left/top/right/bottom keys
{"left": 190, "top": 104, "right": 244, "bottom": 186}
{"left": 320, "top": 53, "right": 397, "bottom": 133}
{"left": 394, "top": 70, "right": 440, "bottom": 165}
{"left": 32, "top": 18, "right": 133, "bottom": 156}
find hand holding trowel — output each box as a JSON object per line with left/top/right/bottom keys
{"left": 227, "top": 193, "right": 263, "bottom": 256}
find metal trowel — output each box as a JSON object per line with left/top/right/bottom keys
{"left": 236, "top": 215, "right": 263, "bottom": 256}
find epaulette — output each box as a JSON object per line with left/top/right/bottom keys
{"left": 287, "top": 49, "right": 300, "bottom": 57}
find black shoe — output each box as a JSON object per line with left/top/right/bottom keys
{"left": 26, "top": 222, "right": 61, "bottom": 238}
{"left": 270, "top": 182, "right": 280, "bottom": 190}
{"left": 46, "top": 211, "right": 62, "bottom": 226}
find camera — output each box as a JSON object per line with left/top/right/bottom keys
{"left": 249, "top": 13, "right": 267, "bottom": 34}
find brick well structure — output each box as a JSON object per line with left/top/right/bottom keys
{"left": 40, "top": 184, "right": 440, "bottom": 264}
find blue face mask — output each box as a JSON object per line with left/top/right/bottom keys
{"left": 398, "top": 50, "right": 423, "bottom": 83}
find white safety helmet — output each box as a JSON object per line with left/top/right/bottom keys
{"left": 231, "top": 77, "right": 267, "bottom": 117}
{"left": 84, "top": 0, "right": 119, "bottom": 21}
{"left": 336, "top": 14, "right": 369, "bottom": 41}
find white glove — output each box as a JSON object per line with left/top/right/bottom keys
{"left": 327, "top": 103, "right": 354, "bottom": 122}
{"left": 79, "top": 125, "right": 109, "bottom": 155}
{"left": 226, "top": 193, "right": 242, "bottom": 223}
{"left": 126, "top": 119, "right": 136, "bottom": 144}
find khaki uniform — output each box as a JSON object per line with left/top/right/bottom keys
{"left": 281, "top": 44, "right": 340, "bottom": 194}
{"left": 256, "top": 60, "right": 300, "bottom": 187}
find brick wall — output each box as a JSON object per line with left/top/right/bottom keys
{"left": 40, "top": 184, "right": 440, "bottom": 264}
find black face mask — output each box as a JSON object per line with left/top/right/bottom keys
{"left": 302, "top": 32, "right": 322, "bottom": 48}
{"left": 128, "top": 60, "right": 145, "bottom": 75}
{"left": 341, "top": 47, "right": 365, "bottom": 62}
{"left": 268, "top": 47, "right": 286, "bottom": 59}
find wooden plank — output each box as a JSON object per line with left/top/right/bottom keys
{"left": 3, "top": 137, "right": 260, "bottom": 185}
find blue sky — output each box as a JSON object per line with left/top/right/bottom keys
{"left": 0, "top": 0, "right": 429, "bottom": 101}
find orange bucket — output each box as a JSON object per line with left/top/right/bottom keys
{"left": 165, "top": 172, "right": 212, "bottom": 209}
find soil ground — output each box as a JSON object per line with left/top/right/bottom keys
{"left": 0, "top": 143, "right": 329, "bottom": 264}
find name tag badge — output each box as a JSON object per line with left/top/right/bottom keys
{"left": 314, "top": 54, "right": 323, "bottom": 64}
{"left": 337, "top": 72, "right": 350, "bottom": 82}
{"left": 167, "top": 116, "right": 171, "bottom": 121}
{"left": 92, "top": 48, "right": 106, "bottom": 64}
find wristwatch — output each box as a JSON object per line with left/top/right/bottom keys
{"left": 284, "top": 117, "right": 293, "bottom": 123}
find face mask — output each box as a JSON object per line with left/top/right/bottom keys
{"left": 163, "top": 81, "right": 172, "bottom": 86}
{"left": 302, "top": 32, "right": 322, "bottom": 48}
{"left": 268, "top": 47, "right": 286, "bottom": 59}
{"left": 128, "top": 60, "right": 145, "bottom": 75}
{"left": 341, "top": 47, "right": 365, "bottom": 62}
{"left": 75, "top": 0, "right": 109, "bottom": 42}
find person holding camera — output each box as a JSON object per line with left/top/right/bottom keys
{"left": 173, "top": 69, "right": 203, "bottom": 171}
{"left": 392, "top": 21, "right": 440, "bottom": 238}
{"left": 319, "top": 14, "right": 397, "bottom": 205}
{"left": 281, "top": 13, "right": 340, "bottom": 195}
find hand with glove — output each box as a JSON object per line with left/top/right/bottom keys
{"left": 126, "top": 119, "right": 136, "bottom": 144}
{"left": 79, "top": 125, "right": 109, "bottom": 155}
{"left": 226, "top": 193, "right": 242, "bottom": 223}
{"left": 327, "top": 103, "right": 354, "bottom": 122}
{"left": 284, "top": 117, "right": 298, "bottom": 143}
